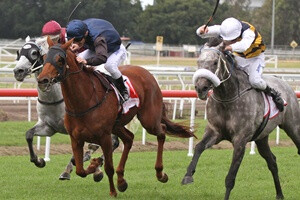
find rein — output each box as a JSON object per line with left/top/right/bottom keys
{"left": 65, "top": 71, "right": 111, "bottom": 118}
{"left": 55, "top": 47, "right": 110, "bottom": 118}
{"left": 210, "top": 87, "right": 252, "bottom": 103}
{"left": 65, "top": 89, "right": 110, "bottom": 117}
{"left": 195, "top": 47, "right": 247, "bottom": 103}
{"left": 200, "top": 48, "right": 232, "bottom": 85}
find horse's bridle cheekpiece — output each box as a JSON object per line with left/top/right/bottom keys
{"left": 44, "top": 44, "right": 67, "bottom": 82}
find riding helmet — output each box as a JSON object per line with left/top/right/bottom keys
{"left": 66, "top": 19, "right": 88, "bottom": 40}
{"left": 42, "top": 20, "right": 62, "bottom": 36}
{"left": 220, "top": 17, "right": 242, "bottom": 41}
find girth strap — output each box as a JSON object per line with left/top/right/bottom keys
{"left": 251, "top": 93, "right": 270, "bottom": 141}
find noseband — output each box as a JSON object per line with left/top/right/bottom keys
{"left": 193, "top": 48, "right": 232, "bottom": 87}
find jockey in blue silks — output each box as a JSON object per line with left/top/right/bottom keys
{"left": 196, "top": 17, "right": 284, "bottom": 111}
{"left": 66, "top": 18, "right": 129, "bottom": 101}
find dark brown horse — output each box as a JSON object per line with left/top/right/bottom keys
{"left": 37, "top": 37, "right": 195, "bottom": 197}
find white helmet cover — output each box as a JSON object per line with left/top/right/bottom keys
{"left": 220, "top": 17, "right": 242, "bottom": 41}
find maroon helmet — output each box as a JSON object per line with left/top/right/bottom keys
{"left": 42, "top": 20, "right": 62, "bottom": 36}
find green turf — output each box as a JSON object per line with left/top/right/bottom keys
{"left": 0, "top": 148, "right": 299, "bottom": 200}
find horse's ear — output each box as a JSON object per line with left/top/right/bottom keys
{"left": 61, "top": 38, "right": 74, "bottom": 51}
{"left": 217, "top": 42, "right": 225, "bottom": 52}
{"left": 25, "top": 36, "right": 30, "bottom": 42}
{"left": 47, "top": 36, "right": 54, "bottom": 47}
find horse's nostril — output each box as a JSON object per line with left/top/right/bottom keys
{"left": 39, "top": 78, "right": 49, "bottom": 84}
{"left": 14, "top": 69, "right": 24, "bottom": 74}
{"left": 203, "top": 86, "right": 209, "bottom": 92}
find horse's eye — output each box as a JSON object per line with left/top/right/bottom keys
{"left": 29, "top": 49, "right": 38, "bottom": 60}
{"left": 214, "top": 61, "right": 218, "bottom": 65}
{"left": 58, "top": 57, "right": 65, "bottom": 66}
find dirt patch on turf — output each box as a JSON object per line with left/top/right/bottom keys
{"left": 0, "top": 140, "right": 296, "bottom": 156}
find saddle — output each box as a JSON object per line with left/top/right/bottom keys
{"left": 93, "top": 70, "right": 114, "bottom": 92}
{"left": 93, "top": 70, "right": 140, "bottom": 114}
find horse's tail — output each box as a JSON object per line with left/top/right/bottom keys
{"left": 161, "top": 103, "right": 197, "bottom": 139}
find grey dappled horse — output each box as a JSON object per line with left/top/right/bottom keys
{"left": 181, "top": 39, "right": 300, "bottom": 200}
{"left": 14, "top": 36, "right": 119, "bottom": 181}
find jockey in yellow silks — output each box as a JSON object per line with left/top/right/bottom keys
{"left": 196, "top": 17, "right": 284, "bottom": 112}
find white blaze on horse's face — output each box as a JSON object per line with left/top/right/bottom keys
{"left": 14, "top": 56, "right": 32, "bottom": 81}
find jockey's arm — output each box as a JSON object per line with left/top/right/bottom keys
{"left": 196, "top": 25, "right": 221, "bottom": 38}
{"left": 86, "top": 36, "right": 108, "bottom": 66}
{"left": 230, "top": 29, "right": 255, "bottom": 53}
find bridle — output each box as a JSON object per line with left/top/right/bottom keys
{"left": 194, "top": 47, "right": 252, "bottom": 103}
{"left": 42, "top": 44, "right": 109, "bottom": 117}
{"left": 198, "top": 48, "right": 232, "bottom": 86}
{"left": 43, "top": 44, "right": 83, "bottom": 86}
{"left": 17, "top": 41, "right": 44, "bottom": 74}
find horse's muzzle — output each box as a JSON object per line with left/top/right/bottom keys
{"left": 196, "top": 86, "right": 210, "bottom": 100}
{"left": 37, "top": 77, "right": 51, "bottom": 92}
{"left": 13, "top": 68, "right": 30, "bottom": 82}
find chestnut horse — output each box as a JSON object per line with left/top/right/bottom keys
{"left": 37, "top": 37, "right": 195, "bottom": 197}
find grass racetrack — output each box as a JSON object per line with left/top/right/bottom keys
{"left": 0, "top": 148, "right": 299, "bottom": 200}
{"left": 0, "top": 121, "right": 300, "bottom": 199}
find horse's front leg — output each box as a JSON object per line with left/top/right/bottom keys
{"left": 224, "top": 137, "right": 248, "bottom": 200}
{"left": 182, "top": 127, "right": 220, "bottom": 185}
{"left": 59, "top": 148, "right": 96, "bottom": 181}
{"left": 26, "top": 124, "right": 55, "bottom": 168}
{"left": 113, "top": 127, "right": 133, "bottom": 192}
{"left": 70, "top": 136, "right": 87, "bottom": 177}
{"left": 99, "top": 134, "right": 117, "bottom": 197}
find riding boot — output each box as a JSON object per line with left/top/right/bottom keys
{"left": 115, "top": 76, "right": 129, "bottom": 102}
{"left": 264, "top": 85, "right": 284, "bottom": 112}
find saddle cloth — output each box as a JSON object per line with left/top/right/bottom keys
{"left": 113, "top": 75, "right": 140, "bottom": 114}
{"left": 262, "top": 92, "right": 287, "bottom": 119}
{"left": 94, "top": 66, "right": 140, "bottom": 114}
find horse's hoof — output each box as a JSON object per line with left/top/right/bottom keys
{"left": 276, "top": 194, "right": 284, "bottom": 200}
{"left": 110, "top": 191, "right": 117, "bottom": 197}
{"left": 83, "top": 151, "right": 91, "bottom": 162}
{"left": 158, "top": 173, "right": 168, "bottom": 183}
{"left": 98, "top": 157, "right": 104, "bottom": 167}
{"left": 71, "top": 157, "right": 76, "bottom": 166}
{"left": 181, "top": 176, "right": 194, "bottom": 185}
{"left": 59, "top": 172, "right": 71, "bottom": 180}
{"left": 93, "top": 171, "right": 104, "bottom": 182}
{"left": 34, "top": 158, "right": 46, "bottom": 168}
{"left": 117, "top": 180, "right": 128, "bottom": 192}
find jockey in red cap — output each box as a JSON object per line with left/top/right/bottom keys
{"left": 42, "top": 20, "right": 66, "bottom": 44}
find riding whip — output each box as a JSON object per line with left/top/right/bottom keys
{"left": 67, "top": 1, "right": 82, "bottom": 23}
{"left": 204, "top": 0, "right": 220, "bottom": 30}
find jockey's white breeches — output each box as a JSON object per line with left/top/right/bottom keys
{"left": 78, "top": 44, "right": 127, "bottom": 79}
{"left": 234, "top": 53, "right": 267, "bottom": 90}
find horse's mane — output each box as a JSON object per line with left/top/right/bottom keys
{"left": 33, "top": 36, "right": 49, "bottom": 56}
{"left": 83, "top": 65, "right": 96, "bottom": 73}
{"left": 66, "top": 49, "right": 96, "bottom": 73}
{"left": 206, "top": 37, "right": 223, "bottom": 47}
